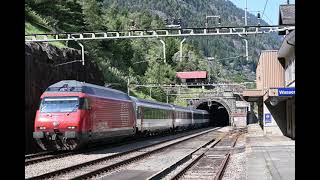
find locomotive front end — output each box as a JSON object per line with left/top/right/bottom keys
{"left": 33, "top": 95, "right": 85, "bottom": 151}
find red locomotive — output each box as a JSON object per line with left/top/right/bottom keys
{"left": 33, "top": 80, "right": 209, "bottom": 151}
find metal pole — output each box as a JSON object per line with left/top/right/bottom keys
{"left": 127, "top": 78, "right": 130, "bottom": 95}
{"left": 245, "top": 0, "right": 247, "bottom": 26}
{"left": 208, "top": 60, "right": 211, "bottom": 83}
{"left": 72, "top": 37, "right": 85, "bottom": 66}
{"left": 159, "top": 39, "right": 166, "bottom": 63}
{"left": 238, "top": 34, "right": 248, "bottom": 61}
{"left": 244, "top": 39, "right": 248, "bottom": 61}
{"left": 180, "top": 38, "right": 186, "bottom": 62}
{"left": 149, "top": 87, "right": 152, "bottom": 98}
{"left": 79, "top": 42, "right": 85, "bottom": 66}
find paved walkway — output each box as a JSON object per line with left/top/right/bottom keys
{"left": 246, "top": 124, "right": 295, "bottom": 180}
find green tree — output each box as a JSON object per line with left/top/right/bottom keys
{"left": 82, "top": 0, "right": 104, "bottom": 31}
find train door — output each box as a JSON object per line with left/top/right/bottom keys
{"left": 172, "top": 110, "right": 175, "bottom": 130}
{"left": 84, "top": 96, "right": 94, "bottom": 141}
{"left": 140, "top": 107, "right": 144, "bottom": 132}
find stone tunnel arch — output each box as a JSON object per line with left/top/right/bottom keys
{"left": 193, "top": 98, "right": 233, "bottom": 127}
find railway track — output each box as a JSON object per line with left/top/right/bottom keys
{"left": 25, "top": 151, "right": 55, "bottom": 160}
{"left": 25, "top": 129, "right": 197, "bottom": 166}
{"left": 26, "top": 127, "right": 220, "bottom": 180}
{"left": 25, "top": 151, "right": 74, "bottom": 166}
{"left": 146, "top": 128, "right": 246, "bottom": 180}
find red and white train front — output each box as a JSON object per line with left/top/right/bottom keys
{"left": 33, "top": 91, "right": 91, "bottom": 151}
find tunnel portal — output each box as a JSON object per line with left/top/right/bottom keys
{"left": 196, "top": 101, "right": 230, "bottom": 127}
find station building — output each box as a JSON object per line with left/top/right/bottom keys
{"left": 243, "top": 4, "right": 295, "bottom": 139}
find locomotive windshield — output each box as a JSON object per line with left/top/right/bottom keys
{"left": 40, "top": 96, "right": 79, "bottom": 113}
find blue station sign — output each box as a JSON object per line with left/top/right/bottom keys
{"left": 265, "top": 113, "right": 272, "bottom": 123}
{"left": 278, "top": 87, "right": 295, "bottom": 96}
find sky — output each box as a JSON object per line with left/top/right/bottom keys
{"left": 229, "top": 0, "right": 295, "bottom": 25}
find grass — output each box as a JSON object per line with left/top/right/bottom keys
{"left": 25, "top": 21, "right": 67, "bottom": 49}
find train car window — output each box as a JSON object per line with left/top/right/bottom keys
{"left": 144, "top": 107, "right": 150, "bottom": 119}
{"left": 151, "top": 109, "right": 155, "bottom": 119}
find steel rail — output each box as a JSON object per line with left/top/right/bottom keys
{"left": 70, "top": 127, "right": 220, "bottom": 180}
{"left": 25, "top": 151, "right": 55, "bottom": 160}
{"left": 26, "top": 127, "right": 219, "bottom": 180}
{"left": 25, "top": 128, "right": 186, "bottom": 166}
{"left": 162, "top": 130, "right": 243, "bottom": 180}
{"left": 25, "top": 151, "right": 74, "bottom": 166}
{"left": 214, "top": 132, "right": 242, "bottom": 180}
{"left": 147, "top": 133, "right": 226, "bottom": 180}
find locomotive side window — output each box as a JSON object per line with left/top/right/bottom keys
{"left": 79, "top": 98, "right": 90, "bottom": 110}
{"left": 40, "top": 96, "right": 79, "bottom": 113}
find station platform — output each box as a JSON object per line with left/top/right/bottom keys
{"left": 246, "top": 124, "right": 295, "bottom": 180}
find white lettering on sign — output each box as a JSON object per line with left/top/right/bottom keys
{"left": 278, "top": 90, "right": 295, "bottom": 95}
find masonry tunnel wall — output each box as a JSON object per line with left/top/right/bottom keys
{"left": 196, "top": 101, "right": 230, "bottom": 127}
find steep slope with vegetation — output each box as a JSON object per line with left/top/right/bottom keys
{"left": 103, "top": 0, "right": 281, "bottom": 81}
{"left": 25, "top": 0, "right": 281, "bottom": 103}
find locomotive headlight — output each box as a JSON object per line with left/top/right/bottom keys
{"left": 67, "top": 126, "right": 77, "bottom": 129}
{"left": 39, "top": 126, "right": 46, "bottom": 130}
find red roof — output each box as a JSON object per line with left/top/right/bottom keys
{"left": 176, "top": 71, "right": 207, "bottom": 79}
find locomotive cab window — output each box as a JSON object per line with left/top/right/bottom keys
{"left": 40, "top": 96, "right": 79, "bottom": 113}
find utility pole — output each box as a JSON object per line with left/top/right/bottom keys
{"left": 180, "top": 38, "right": 186, "bottom": 62}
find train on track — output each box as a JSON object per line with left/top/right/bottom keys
{"left": 33, "top": 80, "right": 210, "bottom": 151}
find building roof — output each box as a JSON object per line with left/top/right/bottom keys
{"left": 278, "top": 30, "right": 295, "bottom": 60}
{"left": 279, "top": 4, "right": 295, "bottom": 25}
{"left": 278, "top": 4, "right": 295, "bottom": 35}
{"left": 176, "top": 71, "right": 207, "bottom": 79}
